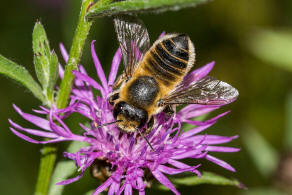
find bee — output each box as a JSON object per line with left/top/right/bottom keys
{"left": 108, "top": 15, "right": 238, "bottom": 142}
{"left": 90, "top": 159, "right": 114, "bottom": 182}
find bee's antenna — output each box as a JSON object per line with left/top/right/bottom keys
{"left": 134, "top": 126, "right": 154, "bottom": 151}
{"left": 95, "top": 120, "right": 122, "bottom": 128}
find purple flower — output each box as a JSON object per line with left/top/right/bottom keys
{"left": 9, "top": 40, "right": 239, "bottom": 195}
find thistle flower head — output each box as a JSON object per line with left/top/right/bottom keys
{"left": 9, "top": 40, "right": 239, "bottom": 195}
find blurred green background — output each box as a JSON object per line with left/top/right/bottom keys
{"left": 1, "top": 0, "right": 292, "bottom": 194}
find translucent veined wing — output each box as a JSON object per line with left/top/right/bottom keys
{"left": 113, "top": 15, "right": 150, "bottom": 81}
{"left": 161, "top": 76, "right": 239, "bottom": 105}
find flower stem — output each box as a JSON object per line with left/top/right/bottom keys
{"left": 34, "top": 145, "right": 57, "bottom": 195}
{"left": 56, "top": 0, "right": 94, "bottom": 109}
{"left": 34, "top": 1, "right": 93, "bottom": 195}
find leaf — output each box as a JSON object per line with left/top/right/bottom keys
{"left": 242, "top": 126, "right": 279, "bottom": 177}
{"left": 46, "top": 51, "right": 58, "bottom": 102}
{"left": 33, "top": 21, "right": 59, "bottom": 103}
{"left": 48, "top": 141, "right": 89, "bottom": 195}
{"left": 0, "top": 54, "right": 45, "bottom": 103}
{"left": 249, "top": 29, "right": 292, "bottom": 73}
{"left": 171, "top": 172, "right": 244, "bottom": 188}
{"left": 33, "top": 21, "right": 51, "bottom": 87}
{"left": 87, "top": 0, "right": 209, "bottom": 18}
{"left": 241, "top": 187, "right": 286, "bottom": 195}
{"left": 155, "top": 172, "right": 244, "bottom": 191}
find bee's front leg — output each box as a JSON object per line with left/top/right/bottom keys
{"left": 108, "top": 91, "right": 120, "bottom": 105}
{"left": 163, "top": 105, "right": 174, "bottom": 117}
{"left": 145, "top": 116, "right": 155, "bottom": 134}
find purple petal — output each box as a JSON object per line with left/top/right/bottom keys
{"left": 52, "top": 114, "right": 72, "bottom": 135}
{"left": 93, "top": 177, "right": 113, "bottom": 195}
{"left": 32, "top": 109, "right": 48, "bottom": 115}
{"left": 181, "top": 122, "right": 215, "bottom": 138}
{"left": 10, "top": 127, "right": 73, "bottom": 144}
{"left": 108, "top": 182, "right": 120, "bottom": 195}
{"left": 9, "top": 119, "right": 58, "bottom": 138}
{"left": 124, "top": 183, "right": 132, "bottom": 195}
{"left": 58, "top": 64, "right": 64, "bottom": 79}
{"left": 72, "top": 71, "right": 105, "bottom": 96}
{"left": 152, "top": 170, "right": 180, "bottom": 195}
{"left": 91, "top": 40, "right": 108, "bottom": 92}
{"left": 179, "top": 105, "right": 220, "bottom": 119}
{"left": 13, "top": 104, "right": 52, "bottom": 131}
{"left": 159, "top": 31, "right": 166, "bottom": 38}
{"left": 118, "top": 182, "right": 126, "bottom": 195}
{"left": 108, "top": 48, "right": 122, "bottom": 87}
{"left": 59, "top": 43, "right": 69, "bottom": 63}
{"left": 56, "top": 171, "right": 84, "bottom": 185}
{"left": 206, "top": 146, "right": 240, "bottom": 153}
{"left": 137, "top": 177, "right": 145, "bottom": 195}
{"left": 182, "top": 61, "right": 215, "bottom": 86}
{"left": 171, "top": 145, "right": 207, "bottom": 159}
{"left": 49, "top": 113, "right": 70, "bottom": 137}
{"left": 10, "top": 127, "right": 43, "bottom": 144}
{"left": 182, "top": 111, "right": 230, "bottom": 126}
{"left": 206, "top": 154, "right": 236, "bottom": 172}
{"left": 158, "top": 164, "right": 200, "bottom": 175}
{"left": 189, "top": 135, "right": 239, "bottom": 145}
{"left": 167, "top": 159, "right": 201, "bottom": 177}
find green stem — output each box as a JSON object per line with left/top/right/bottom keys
{"left": 56, "top": 0, "right": 93, "bottom": 109}
{"left": 34, "top": 145, "right": 57, "bottom": 195}
{"left": 34, "top": 1, "right": 93, "bottom": 195}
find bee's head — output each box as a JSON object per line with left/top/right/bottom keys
{"left": 113, "top": 101, "right": 148, "bottom": 133}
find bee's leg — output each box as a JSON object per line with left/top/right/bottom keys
{"left": 113, "top": 74, "right": 127, "bottom": 89}
{"left": 108, "top": 91, "right": 120, "bottom": 105}
{"left": 145, "top": 116, "right": 155, "bottom": 134}
{"left": 163, "top": 105, "right": 174, "bottom": 117}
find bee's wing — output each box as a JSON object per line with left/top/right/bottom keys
{"left": 161, "top": 76, "right": 239, "bottom": 105}
{"left": 113, "top": 15, "right": 150, "bottom": 82}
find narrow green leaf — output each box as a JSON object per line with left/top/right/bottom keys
{"left": 249, "top": 30, "right": 292, "bottom": 72}
{"left": 48, "top": 141, "right": 89, "bottom": 195}
{"left": 171, "top": 172, "right": 243, "bottom": 188}
{"left": 46, "top": 51, "right": 59, "bottom": 103}
{"left": 87, "top": 0, "right": 209, "bottom": 18}
{"left": 0, "top": 54, "right": 45, "bottom": 103}
{"left": 33, "top": 21, "right": 59, "bottom": 105}
{"left": 242, "top": 126, "right": 279, "bottom": 177}
{"left": 33, "top": 21, "right": 51, "bottom": 88}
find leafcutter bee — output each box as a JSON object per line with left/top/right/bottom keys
{"left": 108, "top": 15, "right": 238, "bottom": 147}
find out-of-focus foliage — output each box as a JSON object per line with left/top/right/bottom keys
{"left": 1, "top": 0, "right": 292, "bottom": 194}
{"left": 242, "top": 127, "right": 279, "bottom": 177}
{"left": 249, "top": 30, "right": 292, "bottom": 73}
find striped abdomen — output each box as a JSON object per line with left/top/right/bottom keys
{"left": 143, "top": 34, "right": 194, "bottom": 87}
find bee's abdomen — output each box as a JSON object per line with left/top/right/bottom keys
{"left": 144, "top": 34, "right": 189, "bottom": 85}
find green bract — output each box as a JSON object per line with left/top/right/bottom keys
{"left": 33, "top": 22, "right": 59, "bottom": 105}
